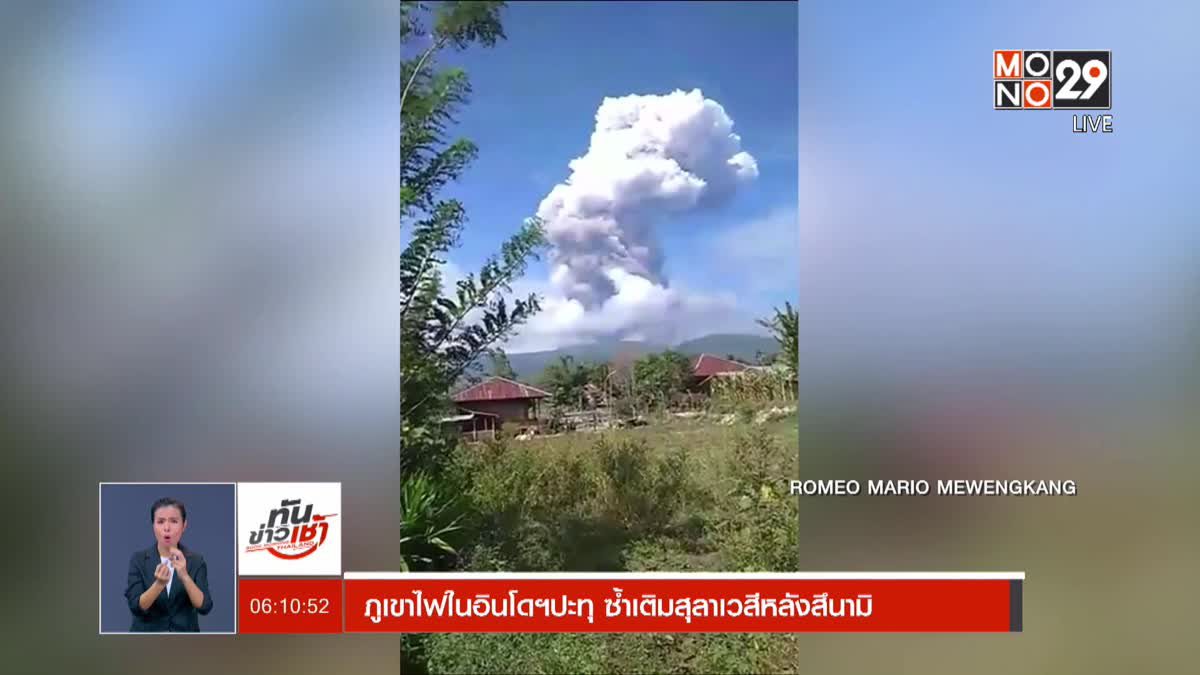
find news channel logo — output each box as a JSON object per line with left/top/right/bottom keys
{"left": 237, "top": 482, "right": 341, "bottom": 576}
{"left": 993, "top": 50, "right": 1112, "bottom": 133}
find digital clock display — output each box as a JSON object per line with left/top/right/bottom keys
{"left": 248, "top": 597, "right": 332, "bottom": 615}
{"left": 238, "top": 578, "right": 342, "bottom": 634}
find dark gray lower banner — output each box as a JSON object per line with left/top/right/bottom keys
{"left": 1011, "top": 580, "right": 1023, "bottom": 632}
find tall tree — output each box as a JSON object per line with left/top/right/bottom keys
{"left": 757, "top": 302, "right": 798, "bottom": 380}
{"left": 487, "top": 349, "right": 517, "bottom": 380}
{"left": 586, "top": 361, "right": 610, "bottom": 389}
{"left": 632, "top": 350, "right": 692, "bottom": 409}
{"left": 400, "top": 1, "right": 546, "bottom": 475}
{"left": 540, "top": 355, "right": 591, "bottom": 410}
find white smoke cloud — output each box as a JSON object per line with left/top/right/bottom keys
{"left": 502, "top": 269, "right": 746, "bottom": 353}
{"left": 502, "top": 89, "right": 757, "bottom": 351}
{"left": 536, "top": 88, "right": 758, "bottom": 310}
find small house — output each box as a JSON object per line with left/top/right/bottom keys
{"left": 448, "top": 376, "right": 549, "bottom": 436}
{"left": 440, "top": 409, "right": 501, "bottom": 442}
{"left": 687, "top": 353, "right": 749, "bottom": 393}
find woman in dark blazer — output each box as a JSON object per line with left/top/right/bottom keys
{"left": 124, "top": 497, "right": 214, "bottom": 632}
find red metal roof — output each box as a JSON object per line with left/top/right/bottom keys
{"left": 689, "top": 354, "right": 748, "bottom": 378}
{"left": 452, "top": 377, "right": 549, "bottom": 402}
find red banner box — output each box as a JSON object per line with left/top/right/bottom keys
{"left": 343, "top": 572, "right": 1023, "bottom": 633}
{"left": 238, "top": 578, "right": 343, "bottom": 634}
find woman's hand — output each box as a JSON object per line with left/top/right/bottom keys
{"left": 139, "top": 562, "right": 172, "bottom": 610}
{"left": 153, "top": 562, "right": 171, "bottom": 587}
{"left": 171, "top": 549, "right": 207, "bottom": 610}
{"left": 168, "top": 548, "right": 189, "bottom": 580}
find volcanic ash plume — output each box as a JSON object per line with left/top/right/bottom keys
{"left": 535, "top": 89, "right": 758, "bottom": 309}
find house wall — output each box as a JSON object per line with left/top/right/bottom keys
{"left": 459, "top": 399, "right": 536, "bottom": 423}
{"left": 453, "top": 416, "right": 496, "bottom": 441}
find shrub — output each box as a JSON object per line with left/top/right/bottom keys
{"left": 729, "top": 426, "right": 788, "bottom": 491}
{"left": 612, "top": 394, "right": 638, "bottom": 418}
{"left": 451, "top": 438, "right": 613, "bottom": 570}
{"left": 710, "top": 367, "right": 797, "bottom": 404}
{"left": 400, "top": 472, "right": 465, "bottom": 572}
{"left": 447, "top": 434, "right": 707, "bottom": 573}
{"left": 715, "top": 484, "right": 799, "bottom": 572}
{"left": 424, "top": 421, "right": 802, "bottom": 671}
{"left": 426, "top": 633, "right": 608, "bottom": 674}
{"left": 596, "top": 438, "right": 696, "bottom": 537}
{"left": 714, "top": 427, "right": 800, "bottom": 572}
{"left": 622, "top": 536, "right": 711, "bottom": 571}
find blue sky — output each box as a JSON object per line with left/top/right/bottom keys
{"left": 432, "top": 1, "right": 801, "bottom": 350}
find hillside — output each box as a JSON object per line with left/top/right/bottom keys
{"left": 674, "top": 333, "right": 778, "bottom": 362}
{"left": 487, "top": 333, "right": 779, "bottom": 382}
{"left": 504, "top": 338, "right": 665, "bottom": 381}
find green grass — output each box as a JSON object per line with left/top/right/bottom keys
{"left": 417, "top": 413, "right": 803, "bottom": 673}
{"left": 426, "top": 632, "right": 802, "bottom": 674}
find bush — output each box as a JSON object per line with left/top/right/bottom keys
{"left": 423, "top": 421, "right": 803, "bottom": 672}
{"left": 710, "top": 367, "right": 797, "bottom": 404}
{"left": 715, "top": 485, "right": 799, "bottom": 572}
{"left": 729, "top": 426, "right": 789, "bottom": 490}
{"left": 425, "top": 632, "right": 798, "bottom": 674}
{"left": 714, "top": 426, "right": 800, "bottom": 572}
{"left": 612, "top": 394, "right": 638, "bottom": 418}
{"left": 451, "top": 438, "right": 616, "bottom": 570}
{"left": 400, "top": 472, "right": 465, "bottom": 571}
{"left": 622, "top": 536, "right": 710, "bottom": 571}
{"left": 447, "top": 434, "right": 706, "bottom": 573}
{"left": 670, "top": 391, "right": 707, "bottom": 411}
{"left": 426, "top": 633, "right": 608, "bottom": 674}
{"left": 596, "top": 438, "right": 696, "bottom": 537}
{"left": 737, "top": 402, "right": 757, "bottom": 425}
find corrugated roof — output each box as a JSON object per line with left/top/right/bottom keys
{"left": 451, "top": 377, "right": 549, "bottom": 402}
{"left": 690, "top": 354, "right": 748, "bottom": 378}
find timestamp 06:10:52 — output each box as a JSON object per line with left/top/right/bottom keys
{"left": 247, "top": 597, "right": 332, "bottom": 615}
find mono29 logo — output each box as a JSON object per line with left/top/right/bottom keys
{"left": 994, "top": 50, "right": 1113, "bottom": 133}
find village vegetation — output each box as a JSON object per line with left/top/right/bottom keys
{"left": 401, "top": 2, "right": 800, "bottom": 671}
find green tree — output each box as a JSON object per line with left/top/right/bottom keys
{"left": 487, "top": 349, "right": 517, "bottom": 380}
{"left": 586, "top": 361, "right": 610, "bottom": 389}
{"left": 401, "top": 3, "right": 542, "bottom": 669}
{"left": 540, "top": 355, "right": 591, "bottom": 410}
{"left": 757, "top": 302, "right": 798, "bottom": 380}
{"left": 401, "top": 0, "right": 545, "bottom": 476}
{"left": 632, "top": 350, "right": 692, "bottom": 409}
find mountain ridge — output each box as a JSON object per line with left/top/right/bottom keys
{"left": 492, "top": 333, "right": 778, "bottom": 381}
